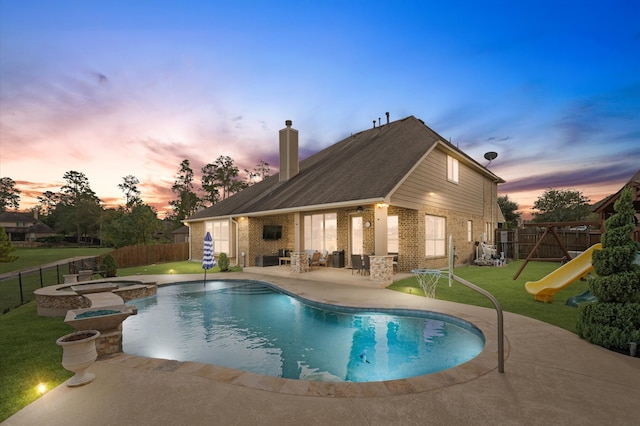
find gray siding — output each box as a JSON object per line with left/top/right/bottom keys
{"left": 391, "top": 149, "right": 485, "bottom": 215}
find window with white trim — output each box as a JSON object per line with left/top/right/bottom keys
{"left": 467, "top": 220, "right": 473, "bottom": 242}
{"left": 425, "top": 215, "right": 446, "bottom": 257}
{"left": 205, "top": 220, "right": 230, "bottom": 254}
{"left": 387, "top": 215, "right": 398, "bottom": 253}
{"left": 447, "top": 155, "right": 459, "bottom": 183}
{"left": 304, "top": 213, "right": 337, "bottom": 252}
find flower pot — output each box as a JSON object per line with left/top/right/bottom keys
{"left": 56, "top": 330, "right": 101, "bottom": 386}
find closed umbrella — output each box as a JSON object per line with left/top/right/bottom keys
{"left": 202, "top": 231, "right": 216, "bottom": 284}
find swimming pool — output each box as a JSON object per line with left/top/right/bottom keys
{"left": 123, "top": 280, "right": 485, "bottom": 382}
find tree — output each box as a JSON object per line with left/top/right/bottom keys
{"left": 497, "top": 195, "right": 521, "bottom": 228}
{"left": 101, "top": 203, "right": 162, "bottom": 247}
{"left": 169, "top": 159, "right": 201, "bottom": 223}
{"left": 118, "top": 175, "right": 142, "bottom": 210}
{"left": 244, "top": 160, "right": 271, "bottom": 185}
{"left": 201, "top": 155, "right": 247, "bottom": 205}
{"left": 54, "top": 171, "right": 102, "bottom": 243}
{"left": 37, "top": 190, "right": 59, "bottom": 216}
{"left": 0, "top": 226, "right": 18, "bottom": 263}
{"left": 531, "top": 188, "right": 593, "bottom": 223}
{"left": 0, "top": 177, "right": 21, "bottom": 213}
{"left": 576, "top": 187, "right": 640, "bottom": 352}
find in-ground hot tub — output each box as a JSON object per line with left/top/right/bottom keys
{"left": 34, "top": 279, "right": 157, "bottom": 317}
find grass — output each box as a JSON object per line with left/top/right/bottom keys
{"left": 0, "top": 247, "right": 112, "bottom": 275}
{"left": 388, "top": 259, "right": 590, "bottom": 332}
{"left": 117, "top": 261, "right": 242, "bottom": 276}
{"left": 0, "top": 247, "right": 113, "bottom": 314}
{"left": 0, "top": 303, "right": 72, "bottom": 422}
{"left": 0, "top": 256, "right": 589, "bottom": 421}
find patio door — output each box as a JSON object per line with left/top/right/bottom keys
{"left": 351, "top": 216, "right": 364, "bottom": 257}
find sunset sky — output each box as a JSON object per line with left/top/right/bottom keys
{"left": 1, "top": 0, "right": 639, "bottom": 219}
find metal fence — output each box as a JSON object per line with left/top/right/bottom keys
{"left": 0, "top": 258, "right": 100, "bottom": 314}
{"left": 0, "top": 243, "right": 189, "bottom": 315}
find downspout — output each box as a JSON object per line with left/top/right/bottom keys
{"left": 231, "top": 218, "right": 239, "bottom": 266}
{"left": 187, "top": 224, "right": 192, "bottom": 260}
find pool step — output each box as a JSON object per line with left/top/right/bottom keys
{"left": 218, "top": 283, "right": 274, "bottom": 295}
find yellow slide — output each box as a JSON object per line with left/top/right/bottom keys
{"left": 525, "top": 243, "right": 601, "bottom": 303}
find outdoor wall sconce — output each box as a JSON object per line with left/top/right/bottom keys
{"left": 356, "top": 206, "right": 364, "bottom": 213}
{"left": 376, "top": 202, "right": 388, "bottom": 208}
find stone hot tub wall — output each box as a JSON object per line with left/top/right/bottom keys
{"left": 35, "top": 281, "right": 157, "bottom": 318}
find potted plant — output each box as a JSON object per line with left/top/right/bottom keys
{"left": 56, "top": 329, "right": 101, "bottom": 386}
{"left": 218, "top": 252, "right": 230, "bottom": 272}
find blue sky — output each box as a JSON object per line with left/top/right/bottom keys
{"left": 1, "top": 0, "right": 639, "bottom": 218}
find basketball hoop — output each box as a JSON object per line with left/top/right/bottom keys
{"left": 412, "top": 269, "right": 441, "bottom": 298}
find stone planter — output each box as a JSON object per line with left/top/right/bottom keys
{"left": 56, "top": 330, "right": 100, "bottom": 387}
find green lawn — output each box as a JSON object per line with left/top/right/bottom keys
{"left": 0, "top": 247, "right": 113, "bottom": 314}
{"left": 0, "top": 247, "right": 112, "bottom": 274}
{"left": 0, "top": 303, "right": 71, "bottom": 422}
{"left": 1, "top": 256, "right": 590, "bottom": 421}
{"left": 388, "top": 259, "right": 590, "bottom": 332}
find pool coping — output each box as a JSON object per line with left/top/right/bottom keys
{"left": 101, "top": 274, "right": 508, "bottom": 398}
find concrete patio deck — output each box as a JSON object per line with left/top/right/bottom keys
{"left": 4, "top": 266, "right": 640, "bottom": 425}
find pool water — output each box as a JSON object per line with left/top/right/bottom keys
{"left": 123, "top": 281, "right": 484, "bottom": 382}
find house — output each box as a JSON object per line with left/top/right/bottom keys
{"left": 171, "top": 225, "right": 190, "bottom": 243}
{"left": 592, "top": 168, "right": 640, "bottom": 241}
{"left": 0, "top": 211, "right": 55, "bottom": 245}
{"left": 184, "top": 115, "right": 505, "bottom": 273}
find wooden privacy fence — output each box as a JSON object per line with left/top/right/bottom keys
{"left": 494, "top": 228, "right": 601, "bottom": 261}
{"left": 97, "top": 243, "right": 189, "bottom": 268}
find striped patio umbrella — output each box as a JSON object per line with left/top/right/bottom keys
{"left": 202, "top": 231, "right": 216, "bottom": 284}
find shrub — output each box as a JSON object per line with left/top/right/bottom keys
{"left": 577, "top": 187, "right": 640, "bottom": 352}
{"left": 217, "top": 252, "right": 230, "bottom": 271}
{"left": 100, "top": 254, "right": 118, "bottom": 277}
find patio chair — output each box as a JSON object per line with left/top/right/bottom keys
{"left": 350, "top": 254, "right": 363, "bottom": 275}
{"left": 363, "top": 255, "right": 371, "bottom": 275}
{"left": 309, "top": 251, "right": 322, "bottom": 270}
{"left": 318, "top": 250, "right": 330, "bottom": 267}
{"left": 390, "top": 253, "right": 398, "bottom": 274}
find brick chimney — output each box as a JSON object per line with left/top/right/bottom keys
{"left": 279, "top": 120, "right": 299, "bottom": 182}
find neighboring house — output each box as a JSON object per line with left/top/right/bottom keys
{"left": 171, "top": 225, "right": 190, "bottom": 243}
{"left": 0, "top": 211, "right": 55, "bottom": 244}
{"left": 592, "top": 168, "right": 640, "bottom": 242}
{"left": 184, "top": 115, "right": 505, "bottom": 271}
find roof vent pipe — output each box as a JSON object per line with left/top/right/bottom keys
{"left": 373, "top": 120, "right": 376, "bottom": 128}
{"left": 378, "top": 117, "right": 381, "bottom": 127}
{"left": 386, "top": 112, "right": 389, "bottom": 124}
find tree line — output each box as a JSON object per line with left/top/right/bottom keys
{"left": 1, "top": 164, "right": 597, "bottom": 245}
{"left": 0, "top": 156, "right": 270, "bottom": 247}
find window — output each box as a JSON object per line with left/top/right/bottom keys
{"left": 351, "top": 216, "right": 363, "bottom": 255}
{"left": 387, "top": 215, "right": 399, "bottom": 253}
{"left": 425, "top": 215, "right": 445, "bottom": 257}
{"left": 205, "top": 220, "right": 230, "bottom": 254}
{"left": 304, "top": 213, "right": 337, "bottom": 252}
{"left": 447, "top": 155, "right": 459, "bottom": 183}
{"left": 467, "top": 220, "right": 473, "bottom": 242}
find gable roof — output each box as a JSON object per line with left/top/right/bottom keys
{"left": 186, "top": 116, "right": 503, "bottom": 222}
{"left": 592, "top": 168, "right": 640, "bottom": 213}
{"left": 0, "top": 211, "right": 37, "bottom": 224}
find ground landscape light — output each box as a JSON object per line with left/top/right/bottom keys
{"left": 37, "top": 383, "right": 47, "bottom": 395}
